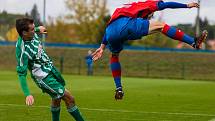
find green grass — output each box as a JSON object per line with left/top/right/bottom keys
{"left": 1, "top": 71, "right": 215, "bottom": 121}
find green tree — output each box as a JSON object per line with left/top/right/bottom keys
{"left": 30, "top": 4, "right": 41, "bottom": 26}
{"left": 65, "top": 0, "right": 109, "bottom": 44}
{"left": 0, "top": 11, "right": 24, "bottom": 40}
{"left": 46, "top": 17, "right": 77, "bottom": 43}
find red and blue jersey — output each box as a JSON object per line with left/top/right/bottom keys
{"left": 108, "top": 0, "right": 188, "bottom": 24}
{"left": 108, "top": 0, "right": 160, "bottom": 24}
{"left": 102, "top": 0, "right": 189, "bottom": 45}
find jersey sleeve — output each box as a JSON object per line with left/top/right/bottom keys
{"left": 16, "top": 38, "right": 31, "bottom": 96}
{"left": 18, "top": 75, "right": 30, "bottom": 96}
{"left": 101, "top": 34, "right": 108, "bottom": 45}
{"left": 34, "top": 27, "right": 40, "bottom": 32}
{"left": 16, "top": 43, "right": 29, "bottom": 76}
{"left": 157, "top": 1, "right": 188, "bottom": 10}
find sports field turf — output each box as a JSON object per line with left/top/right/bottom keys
{"left": 1, "top": 71, "right": 215, "bottom": 121}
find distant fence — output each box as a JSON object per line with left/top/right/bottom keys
{"left": 1, "top": 41, "right": 215, "bottom": 81}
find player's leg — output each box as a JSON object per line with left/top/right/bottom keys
{"left": 51, "top": 99, "right": 61, "bottom": 121}
{"left": 87, "top": 64, "right": 90, "bottom": 75}
{"left": 38, "top": 73, "right": 64, "bottom": 121}
{"left": 89, "top": 64, "right": 93, "bottom": 75}
{"left": 148, "top": 20, "right": 208, "bottom": 49}
{"left": 110, "top": 53, "right": 124, "bottom": 100}
{"left": 62, "top": 89, "right": 85, "bottom": 121}
{"left": 40, "top": 67, "right": 85, "bottom": 121}
{"left": 105, "top": 18, "right": 129, "bottom": 100}
{"left": 106, "top": 37, "right": 124, "bottom": 100}
{"left": 52, "top": 67, "right": 85, "bottom": 121}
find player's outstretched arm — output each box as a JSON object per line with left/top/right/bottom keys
{"left": 158, "top": 1, "right": 199, "bottom": 10}
{"left": 92, "top": 44, "right": 106, "bottom": 61}
{"left": 18, "top": 75, "right": 34, "bottom": 106}
{"left": 16, "top": 35, "right": 35, "bottom": 106}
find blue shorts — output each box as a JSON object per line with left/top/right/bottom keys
{"left": 105, "top": 17, "right": 149, "bottom": 53}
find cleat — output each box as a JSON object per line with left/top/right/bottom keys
{"left": 194, "top": 30, "right": 208, "bottom": 49}
{"left": 115, "top": 87, "right": 124, "bottom": 100}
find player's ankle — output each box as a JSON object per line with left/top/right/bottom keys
{"left": 116, "top": 87, "right": 123, "bottom": 91}
{"left": 191, "top": 38, "right": 198, "bottom": 49}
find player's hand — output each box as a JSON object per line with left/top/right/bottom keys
{"left": 38, "top": 26, "right": 47, "bottom": 34}
{"left": 92, "top": 48, "right": 103, "bottom": 61}
{"left": 92, "top": 44, "right": 106, "bottom": 61}
{"left": 187, "top": 2, "right": 199, "bottom": 8}
{"left": 26, "top": 95, "right": 34, "bottom": 106}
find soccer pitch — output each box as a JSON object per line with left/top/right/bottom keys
{"left": 1, "top": 71, "right": 215, "bottom": 121}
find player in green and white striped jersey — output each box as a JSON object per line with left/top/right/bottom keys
{"left": 15, "top": 18, "right": 85, "bottom": 121}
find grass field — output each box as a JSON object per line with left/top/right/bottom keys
{"left": 1, "top": 71, "right": 215, "bottom": 121}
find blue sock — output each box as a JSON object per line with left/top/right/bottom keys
{"left": 110, "top": 55, "right": 122, "bottom": 89}
{"left": 162, "top": 24, "right": 195, "bottom": 46}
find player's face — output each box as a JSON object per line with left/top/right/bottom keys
{"left": 23, "top": 24, "right": 35, "bottom": 41}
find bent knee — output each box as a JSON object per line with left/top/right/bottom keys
{"left": 156, "top": 21, "right": 166, "bottom": 28}
{"left": 67, "top": 95, "right": 75, "bottom": 107}
{"left": 63, "top": 90, "right": 75, "bottom": 104}
{"left": 160, "top": 22, "right": 166, "bottom": 28}
{"left": 150, "top": 21, "right": 165, "bottom": 27}
{"left": 69, "top": 95, "right": 75, "bottom": 103}
{"left": 52, "top": 99, "right": 61, "bottom": 106}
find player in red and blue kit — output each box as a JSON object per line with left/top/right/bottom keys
{"left": 92, "top": 0, "right": 208, "bottom": 100}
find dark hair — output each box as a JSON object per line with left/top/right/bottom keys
{"left": 16, "top": 18, "right": 34, "bottom": 37}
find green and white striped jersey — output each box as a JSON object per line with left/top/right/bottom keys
{"left": 16, "top": 33, "right": 53, "bottom": 81}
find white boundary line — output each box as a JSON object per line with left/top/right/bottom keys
{"left": 81, "top": 108, "right": 215, "bottom": 117}
{"left": 0, "top": 103, "right": 215, "bottom": 117}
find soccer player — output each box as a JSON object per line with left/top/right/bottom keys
{"left": 85, "top": 50, "right": 93, "bottom": 75}
{"left": 92, "top": 0, "right": 208, "bottom": 100}
{"left": 15, "top": 18, "right": 85, "bottom": 121}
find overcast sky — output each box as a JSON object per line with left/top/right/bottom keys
{"left": 0, "top": 0, "right": 215, "bottom": 25}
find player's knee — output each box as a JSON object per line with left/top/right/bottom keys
{"left": 68, "top": 95, "right": 75, "bottom": 105}
{"left": 160, "top": 22, "right": 166, "bottom": 28}
{"left": 156, "top": 21, "right": 166, "bottom": 29}
{"left": 149, "top": 21, "right": 166, "bottom": 32}
{"left": 52, "top": 98, "right": 61, "bottom": 107}
{"left": 156, "top": 21, "right": 166, "bottom": 32}
{"left": 112, "top": 53, "right": 119, "bottom": 57}
{"left": 63, "top": 90, "right": 75, "bottom": 106}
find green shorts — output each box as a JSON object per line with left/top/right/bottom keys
{"left": 38, "top": 67, "right": 66, "bottom": 99}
